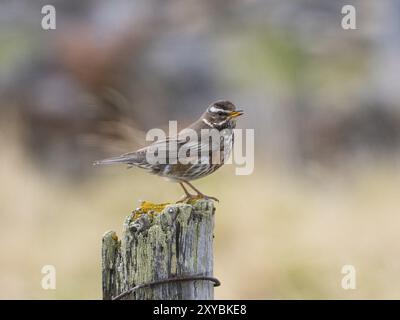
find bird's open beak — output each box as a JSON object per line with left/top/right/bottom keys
{"left": 228, "top": 110, "right": 244, "bottom": 119}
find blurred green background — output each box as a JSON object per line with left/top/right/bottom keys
{"left": 1, "top": 0, "right": 400, "bottom": 299}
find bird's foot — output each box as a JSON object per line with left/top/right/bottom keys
{"left": 176, "top": 194, "right": 198, "bottom": 204}
{"left": 199, "top": 193, "right": 219, "bottom": 202}
{"left": 176, "top": 193, "right": 219, "bottom": 204}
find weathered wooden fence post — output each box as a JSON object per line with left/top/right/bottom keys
{"left": 102, "top": 199, "right": 218, "bottom": 300}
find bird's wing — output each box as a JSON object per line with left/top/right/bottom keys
{"left": 142, "top": 131, "right": 218, "bottom": 164}
{"left": 94, "top": 131, "right": 223, "bottom": 166}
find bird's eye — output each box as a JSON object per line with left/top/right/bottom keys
{"left": 217, "top": 111, "right": 225, "bottom": 116}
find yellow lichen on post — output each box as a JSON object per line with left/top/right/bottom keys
{"left": 132, "top": 198, "right": 212, "bottom": 222}
{"left": 131, "top": 200, "right": 171, "bottom": 221}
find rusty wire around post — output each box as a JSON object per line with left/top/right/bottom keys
{"left": 112, "top": 274, "right": 221, "bottom": 300}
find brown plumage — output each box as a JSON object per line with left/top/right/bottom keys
{"left": 94, "top": 100, "right": 243, "bottom": 201}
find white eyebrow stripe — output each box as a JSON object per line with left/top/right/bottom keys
{"left": 209, "top": 106, "right": 230, "bottom": 114}
{"left": 202, "top": 118, "right": 215, "bottom": 128}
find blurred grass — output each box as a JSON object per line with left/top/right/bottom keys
{"left": 1, "top": 134, "right": 400, "bottom": 299}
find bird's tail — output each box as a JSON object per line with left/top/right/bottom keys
{"left": 93, "top": 153, "right": 137, "bottom": 166}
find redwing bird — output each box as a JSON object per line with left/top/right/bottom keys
{"left": 94, "top": 100, "right": 243, "bottom": 202}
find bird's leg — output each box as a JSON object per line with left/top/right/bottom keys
{"left": 176, "top": 182, "right": 197, "bottom": 203}
{"left": 182, "top": 181, "right": 219, "bottom": 202}
{"left": 180, "top": 182, "right": 192, "bottom": 197}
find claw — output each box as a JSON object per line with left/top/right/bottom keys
{"left": 201, "top": 195, "right": 219, "bottom": 202}
{"left": 176, "top": 193, "right": 219, "bottom": 204}
{"left": 176, "top": 194, "right": 198, "bottom": 203}
{"left": 177, "top": 181, "right": 219, "bottom": 203}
